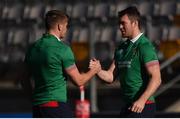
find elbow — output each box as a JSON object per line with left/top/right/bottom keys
{"left": 75, "top": 79, "right": 85, "bottom": 87}
{"left": 156, "top": 77, "right": 162, "bottom": 88}
{"left": 71, "top": 75, "right": 85, "bottom": 87}
{"left": 76, "top": 82, "right": 84, "bottom": 87}
{"left": 107, "top": 78, "right": 114, "bottom": 83}
{"left": 158, "top": 77, "right": 162, "bottom": 87}
{"left": 108, "top": 75, "right": 114, "bottom": 83}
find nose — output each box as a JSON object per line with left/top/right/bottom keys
{"left": 119, "top": 24, "right": 123, "bottom": 30}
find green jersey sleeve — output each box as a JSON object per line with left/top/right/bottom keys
{"left": 62, "top": 47, "right": 75, "bottom": 69}
{"left": 140, "top": 42, "right": 158, "bottom": 64}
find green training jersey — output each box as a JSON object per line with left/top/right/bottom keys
{"left": 114, "top": 34, "right": 158, "bottom": 104}
{"left": 25, "top": 34, "right": 75, "bottom": 105}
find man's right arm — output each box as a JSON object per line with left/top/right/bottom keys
{"left": 65, "top": 61, "right": 101, "bottom": 86}
{"left": 96, "top": 60, "right": 115, "bottom": 83}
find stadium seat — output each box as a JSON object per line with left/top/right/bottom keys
{"left": 0, "top": 29, "right": 7, "bottom": 48}
{"left": 79, "top": 27, "right": 89, "bottom": 42}
{"left": 51, "top": 2, "right": 66, "bottom": 12}
{"left": 87, "top": 3, "right": 94, "bottom": 18}
{"left": 176, "top": 1, "right": 180, "bottom": 15}
{"left": 32, "top": 27, "right": 45, "bottom": 43}
{"left": 93, "top": 25, "right": 102, "bottom": 42}
{"left": 147, "top": 24, "right": 163, "bottom": 43}
{"left": 116, "top": 1, "right": 130, "bottom": 15}
{"left": 159, "top": 0, "right": 176, "bottom": 16}
{"left": 63, "top": 27, "right": 73, "bottom": 42}
{"left": 109, "top": 3, "right": 116, "bottom": 17}
{"left": 72, "top": 26, "right": 80, "bottom": 42}
{"left": 7, "top": 28, "right": 29, "bottom": 49}
{"left": 94, "top": 3, "right": 109, "bottom": 20}
{"left": 115, "top": 28, "right": 122, "bottom": 42}
{"left": 94, "top": 41, "right": 112, "bottom": 64}
{"left": 1, "top": 5, "right": 8, "bottom": 20}
{"left": 0, "top": 49, "right": 9, "bottom": 63}
{"left": 23, "top": 2, "right": 45, "bottom": 23}
{"left": 6, "top": 3, "right": 24, "bottom": 23}
{"left": 44, "top": 4, "right": 52, "bottom": 15}
{"left": 168, "top": 26, "right": 180, "bottom": 40}
{"left": 0, "top": 3, "right": 4, "bottom": 19}
{"left": 72, "top": 3, "right": 88, "bottom": 19}
{"left": 8, "top": 46, "right": 25, "bottom": 62}
{"left": 66, "top": 3, "right": 73, "bottom": 17}
{"left": 138, "top": 1, "right": 154, "bottom": 17}
{"left": 100, "top": 26, "right": 115, "bottom": 42}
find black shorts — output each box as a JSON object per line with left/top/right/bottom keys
{"left": 120, "top": 103, "right": 156, "bottom": 118}
{"left": 33, "top": 102, "right": 74, "bottom": 118}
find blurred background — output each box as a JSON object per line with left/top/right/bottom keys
{"left": 0, "top": 0, "right": 180, "bottom": 117}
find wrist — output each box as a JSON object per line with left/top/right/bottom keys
{"left": 139, "top": 96, "right": 148, "bottom": 103}
{"left": 97, "top": 68, "right": 102, "bottom": 75}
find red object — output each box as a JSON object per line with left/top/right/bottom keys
{"left": 75, "top": 86, "right": 90, "bottom": 118}
{"left": 39, "top": 101, "right": 59, "bottom": 107}
{"left": 145, "top": 100, "right": 154, "bottom": 104}
{"left": 75, "top": 100, "right": 90, "bottom": 118}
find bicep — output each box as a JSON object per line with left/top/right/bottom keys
{"left": 62, "top": 47, "right": 76, "bottom": 70}
{"left": 145, "top": 61, "right": 160, "bottom": 78}
{"left": 108, "top": 60, "right": 115, "bottom": 73}
{"left": 65, "top": 64, "right": 81, "bottom": 82}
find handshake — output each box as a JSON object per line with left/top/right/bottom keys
{"left": 88, "top": 58, "right": 102, "bottom": 74}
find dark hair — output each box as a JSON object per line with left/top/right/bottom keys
{"left": 118, "top": 6, "right": 142, "bottom": 29}
{"left": 45, "top": 10, "right": 69, "bottom": 30}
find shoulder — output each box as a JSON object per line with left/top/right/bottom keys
{"left": 138, "top": 35, "right": 154, "bottom": 49}
{"left": 58, "top": 41, "right": 72, "bottom": 52}
{"left": 51, "top": 42, "right": 73, "bottom": 57}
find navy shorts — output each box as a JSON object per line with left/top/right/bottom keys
{"left": 120, "top": 103, "right": 156, "bottom": 118}
{"left": 33, "top": 102, "right": 74, "bottom": 118}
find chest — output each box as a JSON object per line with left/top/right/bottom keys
{"left": 114, "top": 43, "right": 141, "bottom": 69}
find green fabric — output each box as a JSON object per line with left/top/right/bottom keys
{"left": 114, "top": 34, "right": 158, "bottom": 104}
{"left": 25, "top": 34, "right": 75, "bottom": 105}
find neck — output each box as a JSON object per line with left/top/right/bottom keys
{"left": 48, "top": 29, "right": 59, "bottom": 38}
{"left": 131, "top": 28, "right": 141, "bottom": 39}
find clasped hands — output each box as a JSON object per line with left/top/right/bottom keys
{"left": 89, "top": 58, "right": 101, "bottom": 74}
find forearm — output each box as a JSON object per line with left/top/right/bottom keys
{"left": 138, "top": 76, "right": 161, "bottom": 102}
{"left": 137, "top": 61, "right": 162, "bottom": 103}
{"left": 97, "top": 70, "right": 113, "bottom": 83}
{"left": 78, "top": 70, "right": 97, "bottom": 86}
{"left": 67, "top": 60, "right": 101, "bottom": 86}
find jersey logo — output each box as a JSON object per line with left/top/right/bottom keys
{"left": 118, "top": 49, "right": 123, "bottom": 54}
{"left": 117, "top": 61, "right": 131, "bottom": 68}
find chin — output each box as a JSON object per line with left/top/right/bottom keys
{"left": 122, "top": 35, "right": 128, "bottom": 38}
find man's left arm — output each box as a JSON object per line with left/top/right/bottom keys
{"left": 130, "top": 61, "right": 161, "bottom": 113}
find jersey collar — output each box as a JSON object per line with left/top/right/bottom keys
{"left": 53, "top": 34, "right": 61, "bottom": 42}
{"left": 130, "top": 33, "right": 143, "bottom": 43}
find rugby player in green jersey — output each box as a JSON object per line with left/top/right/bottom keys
{"left": 21, "top": 10, "right": 101, "bottom": 118}
{"left": 90, "top": 6, "right": 161, "bottom": 118}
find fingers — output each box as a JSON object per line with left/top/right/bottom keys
{"left": 128, "top": 102, "right": 144, "bottom": 113}
{"left": 137, "top": 108, "right": 143, "bottom": 113}
{"left": 92, "top": 58, "right": 97, "bottom": 61}
{"left": 131, "top": 105, "right": 142, "bottom": 113}
{"left": 89, "top": 58, "right": 101, "bottom": 73}
{"left": 89, "top": 58, "right": 98, "bottom": 68}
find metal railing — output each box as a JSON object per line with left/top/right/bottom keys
{"left": 155, "top": 52, "right": 180, "bottom": 96}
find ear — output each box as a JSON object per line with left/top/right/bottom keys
{"left": 58, "top": 24, "right": 62, "bottom": 31}
{"left": 134, "top": 21, "right": 138, "bottom": 27}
